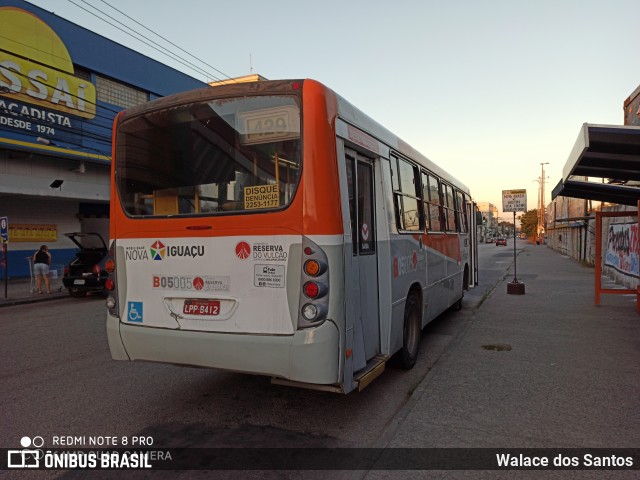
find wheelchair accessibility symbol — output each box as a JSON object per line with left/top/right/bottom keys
{"left": 127, "top": 301, "right": 143, "bottom": 323}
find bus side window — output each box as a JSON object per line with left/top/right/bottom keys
{"left": 394, "top": 157, "right": 422, "bottom": 232}
{"left": 389, "top": 155, "right": 400, "bottom": 191}
{"left": 456, "top": 191, "right": 468, "bottom": 233}
{"left": 346, "top": 155, "right": 357, "bottom": 255}
{"left": 442, "top": 184, "right": 456, "bottom": 232}
{"left": 421, "top": 172, "right": 431, "bottom": 231}
{"left": 389, "top": 156, "right": 402, "bottom": 229}
{"left": 356, "top": 161, "right": 375, "bottom": 253}
{"left": 424, "top": 173, "right": 443, "bottom": 232}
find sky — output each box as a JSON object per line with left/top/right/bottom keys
{"left": 25, "top": 0, "right": 640, "bottom": 217}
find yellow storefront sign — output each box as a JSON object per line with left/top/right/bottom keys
{"left": 9, "top": 224, "right": 57, "bottom": 243}
{"left": 0, "top": 7, "right": 97, "bottom": 119}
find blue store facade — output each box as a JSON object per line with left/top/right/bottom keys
{"left": 0, "top": 0, "right": 206, "bottom": 277}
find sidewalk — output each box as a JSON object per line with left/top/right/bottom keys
{"left": 0, "top": 276, "right": 68, "bottom": 307}
{"left": 368, "top": 243, "right": 640, "bottom": 477}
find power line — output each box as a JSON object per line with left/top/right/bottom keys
{"left": 96, "top": 0, "right": 236, "bottom": 84}
{"left": 65, "top": 0, "right": 219, "bottom": 82}
{"left": 66, "top": 0, "right": 233, "bottom": 84}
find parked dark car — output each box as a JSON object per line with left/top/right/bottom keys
{"left": 62, "top": 232, "right": 109, "bottom": 297}
{"left": 496, "top": 237, "right": 507, "bottom": 246}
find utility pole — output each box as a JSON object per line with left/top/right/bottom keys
{"left": 538, "top": 162, "right": 549, "bottom": 240}
{"left": 533, "top": 177, "right": 541, "bottom": 239}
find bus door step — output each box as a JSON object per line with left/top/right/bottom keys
{"left": 355, "top": 355, "right": 387, "bottom": 391}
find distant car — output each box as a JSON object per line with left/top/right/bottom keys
{"left": 62, "top": 232, "right": 109, "bottom": 297}
{"left": 485, "top": 237, "right": 494, "bottom": 243}
{"left": 496, "top": 238, "right": 507, "bottom": 246}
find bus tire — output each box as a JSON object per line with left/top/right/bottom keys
{"left": 452, "top": 293, "right": 463, "bottom": 311}
{"left": 451, "top": 266, "right": 468, "bottom": 311}
{"left": 399, "top": 293, "right": 421, "bottom": 369}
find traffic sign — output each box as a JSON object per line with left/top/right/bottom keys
{"left": 502, "top": 189, "right": 527, "bottom": 213}
{"left": 0, "top": 216, "right": 7, "bottom": 243}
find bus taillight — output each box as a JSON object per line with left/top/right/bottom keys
{"left": 106, "top": 243, "right": 119, "bottom": 318}
{"left": 304, "top": 260, "right": 320, "bottom": 276}
{"left": 298, "top": 237, "right": 330, "bottom": 329}
{"left": 105, "top": 258, "right": 115, "bottom": 273}
{"left": 304, "top": 259, "right": 326, "bottom": 277}
{"left": 304, "top": 281, "right": 319, "bottom": 298}
{"left": 301, "top": 304, "right": 318, "bottom": 321}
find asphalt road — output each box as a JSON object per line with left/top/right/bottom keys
{"left": 1, "top": 239, "right": 519, "bottom": 477}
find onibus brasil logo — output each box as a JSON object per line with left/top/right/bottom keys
{"left": 7, "top": 435, "right": 169, "bottom": 469}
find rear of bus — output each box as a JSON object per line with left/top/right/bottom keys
{"left": 105, "top": 80, "right": 347, "bottom": 390}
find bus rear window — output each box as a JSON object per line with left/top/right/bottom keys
{"left": 115, "top": 95, "right": 301, "bottom": 216}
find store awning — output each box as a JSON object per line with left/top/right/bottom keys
{"left": 552, "top": 123, "right": 640, "bottom": 206}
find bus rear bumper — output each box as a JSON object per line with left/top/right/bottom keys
{"left": 106, "top": 316, "right": 340, "bottom": 385}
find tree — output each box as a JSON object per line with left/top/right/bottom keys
{"left": 518, "top": 209, "right": 538, "bottom": 238}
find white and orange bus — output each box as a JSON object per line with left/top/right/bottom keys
{"left": 105, "top": 79, "right": 478, "bottom": 394}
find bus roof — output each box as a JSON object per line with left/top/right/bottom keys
{"left": 118, "top": 78, "right": 470, "bottom": 196}
{"left": 329, "top": 87, "right": 470, "bottom": 195}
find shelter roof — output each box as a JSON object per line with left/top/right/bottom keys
{"left": 552, "top": 123, "right": 640, "bottom": 206}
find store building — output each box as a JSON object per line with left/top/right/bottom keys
{"left": 0, "top": 1, "right": 206, "bottom": 277}
{"left": 476, "top": 201, "right": 498, "bottom": 241}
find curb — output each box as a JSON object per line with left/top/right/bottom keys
{"left": 0, "top": 293, "right": 69, "bottom": 308}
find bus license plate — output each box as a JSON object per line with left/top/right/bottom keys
{"left": 183, "top": 299, "right": 220, "bottom": 316}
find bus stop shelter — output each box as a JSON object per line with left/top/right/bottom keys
{"left": 552, "top": 123, "right": 640, "bottom": 313}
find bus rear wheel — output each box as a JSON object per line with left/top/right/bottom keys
{"left": 451, "top": 266, "right": 468, "bottom": 311}
{"left": 399, "top": 293, "right": 421, "bottom": 369}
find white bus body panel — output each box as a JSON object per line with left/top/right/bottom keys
{"left": 108, "top": 315, "right": 340, "bottom": 384}
{"left": 108, "top": 232, "right": 346, "bottom": 387}
{"left": 116, "top": 234, "right": 297, "bottom": 335}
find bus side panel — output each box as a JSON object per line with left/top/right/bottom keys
{"left": 424, "top": 234, "right": 449, "bottom": 320}
{"left": 388, "top": 234, "right": 424, "bottom": 354}
{"left": 445, "top": 234, "right": 463, "bottom": 308}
